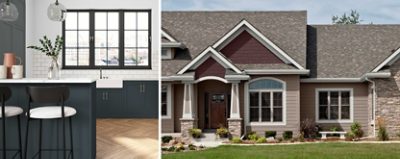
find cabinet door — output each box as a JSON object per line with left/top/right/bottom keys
{"left": 96, "top": 90, "right": 108, "bottom": 118}
{"left": 142, "top": 81, "right": 159, "bottom": 118}
{"left": 96, "top": 89, "right": 124, "bottom": 118}
{"left": 124, "top": 82, "right": 143, "bottom": 117}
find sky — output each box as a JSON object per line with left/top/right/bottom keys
{"left": 162, "top": 0, "right": 400, "bottom": 24}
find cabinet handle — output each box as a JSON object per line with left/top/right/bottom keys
{"left": 142, "top": 84, "right": 146, "bottom": 93}
{"left": 102, "top": 92, "right": 105, "bottom": 100}
{"left": 106, "top": 92, "right": 109, "bottom": 100}
{"left": 140, "top": 84, "right": 143, "bottom": 93}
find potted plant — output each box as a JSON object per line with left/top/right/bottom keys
{"left": 27, "top": 35, "right": 63, "bottom": 80}
{"left": 216, "top": 127, "right": 229, "bottom": 138}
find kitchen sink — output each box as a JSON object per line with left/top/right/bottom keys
{"left": 96, "top": 79, "right": 123, "bottom": 88}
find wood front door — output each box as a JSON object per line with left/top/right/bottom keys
{"left": 208, "top": 93, "right": 227, "bottom": 129}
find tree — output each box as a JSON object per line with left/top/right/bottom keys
{"left": 332, "top": 10, "right": 362, "bottom": 24}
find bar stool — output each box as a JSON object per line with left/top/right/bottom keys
{"left": 0, "top": 87, "right": 23, "bottom": 159}
{"left": 25, "top": 86, "right": 76, "bottom": 159}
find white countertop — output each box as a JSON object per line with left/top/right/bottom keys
{"left": 0, "top": 78, "right": 97, "bottom": 83}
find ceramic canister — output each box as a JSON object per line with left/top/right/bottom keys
{"left": 3, "top": 53, "right": 16, "bottom": 79}
{"left": 11, "top": 65, "right": 23, "bottom": 79}
{"left": 0, "top": 65, "right": 6, "bottom": 79}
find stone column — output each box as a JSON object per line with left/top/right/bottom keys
{"left": 228, "top": 82, "right": 242, "bottom": 137}
{"left": 180, "top": 82, "right": 196, "bottom": 137}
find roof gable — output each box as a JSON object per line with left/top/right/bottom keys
{"left": 212, "top": 19, "right": 305, "bottom": 70}
{"left": 372, "top": 47, "right": 400, "bottom": 72}
{"left": 177, "top": 47, "right": 242, "bottom": 74}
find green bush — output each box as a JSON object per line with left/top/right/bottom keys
{"left": 189, "top": 128, "right": 202, "bottom": 138}
{"left": 265, "top": 131, "right": 277, "bottom": 138}
{"left": 350, "top": 122, "right": 363, "bottom": 138}
{"left": 346, "top": 131, "right": 356, "bottom": 140}
{"left": 377, "top": 117, "right": 389, "bottom": 141}
{"left": 162, "top": 136, "right": 173, "bottom": 143}
{"left": 283, "top": 131, "right": 293, "bottom": 140}
{"left": 248, "top": 131, "right": 259, "bottom": 141}
{"left": 256, "top": 137, "right": 267, "bottom": 143}
{"left": 188, "top": 144, "right": 196, "bottom": 150}
{"left": 216, "top": 127, "right": 229, "bottom": 138}
{"left": 231, "top": 137, "right": 242, "bottom": 143}
{"left": 167, "top": 146, "right": 176, "bottom": 152}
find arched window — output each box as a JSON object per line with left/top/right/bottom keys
{"left": 248, "top": 78, "right": 285, "bottom": 123}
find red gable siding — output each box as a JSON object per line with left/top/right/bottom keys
{"left": 195, "top": 58, "right": 226, "bottom": 79}
{"left": 220, "top": 31, "right": 284, "bottom": 64}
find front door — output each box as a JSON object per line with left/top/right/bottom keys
{"left": 208, "top": 93, "right": 227, "bottom": 129}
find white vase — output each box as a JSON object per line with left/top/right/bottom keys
{"left": 48, "top": 57, "right": 60, "bottom": 80}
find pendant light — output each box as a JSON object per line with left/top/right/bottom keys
{"left": 0, "top": 0, "right": 19, "bottom": 21}
{"left": 47, "top": 0, "right": 67, "bottom": 22}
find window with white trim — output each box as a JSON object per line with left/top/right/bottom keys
{"left": 161, "top": 84, "right": 172, "bottom": 118}
{"left": 316, "top": 89, "right": 352, "bottom": 122}
{"left": 249, "top": 79, "right": 284, "bottom": 123}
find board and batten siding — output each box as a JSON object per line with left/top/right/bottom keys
{"left": 245, "top": 75, "right": 301, "bottom": 137}
{"left": 300, "top": 83, "right": 370, "bottom": 136}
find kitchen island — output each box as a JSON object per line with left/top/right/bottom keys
{"left": 0, "top": 78, "right": 96, "bottom": 159}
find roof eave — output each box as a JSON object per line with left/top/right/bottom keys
{"left": 245, "top": 69, "right": 310, "bottom": 75}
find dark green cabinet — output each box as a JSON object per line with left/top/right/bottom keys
{"left": 96, "top": 81, "right": 158, "bottom": 118}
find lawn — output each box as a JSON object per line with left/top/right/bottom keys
{"left": 163, "top": 143, "right": 400, "bottom": 159}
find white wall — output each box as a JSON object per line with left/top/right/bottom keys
{"left": 26, "top": 0, "right": 160, "bottom": 80}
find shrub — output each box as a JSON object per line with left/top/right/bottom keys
{"left": 167, "top": 146, "right": 176, "bottom": 152}
{"left": 256, "top": 137, "right": 267, "bottom": 143}
{"left": 283, "top": 131, "right": 293, "bottom": 140}
{"left": 377, "top": 117, "right": 389, "bottom": 141}
{"left": 231, "top": 137, "right": 242, "bottom": 143}
{"left": 248, "top": 131, "right": 259, "bottom": 141}
{"left": 300, "top": 118, "right": 319, "bottom": 138}
{"left": 175, "top": 143, "right": 185, "bottom": 152}
{"left": 189, "top": 128, "right": 202, "bottom": 138}
{"left": 265, "top": 131, "right": 277, "bottom": 138}
{"left": 330, "top": 127, "right": 340, "bottom": 132}
{"left": 188, "top": 144, "right": 196, "bottom": 150}
{"left": 298, "top": 132, "right": 305, "bottom": 142}
{"left": 162, "top": 136, "right": 173, "bottom": 143}
{"left": 351, "top": 122, "right": 364, "bottom": 138}
{"left": 276, "top": 137, "right": 283, "bottom": 143}
{"left": 216, "top": 127, "right": 229, "bottom": 138}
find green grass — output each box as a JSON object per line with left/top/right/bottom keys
{"left": 163, "top": 143, "right": 400, "bottom": 159}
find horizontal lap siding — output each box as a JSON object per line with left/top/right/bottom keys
{"left": 300, "top": 83, "right": 370, "bottom": 135}
{"left": 195, "top": 58, "right": 226, "bottom": 79}
{"left": 245, "top": 75, "right": 300, "bottom": 137}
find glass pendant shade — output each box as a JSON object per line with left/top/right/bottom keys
{"left": 47, "top": 0, "right": 67, "bottom": 22}
{"left": 0, "top": 0, "right": 19, "bottom": 22}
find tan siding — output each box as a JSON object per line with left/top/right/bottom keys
{"left": 245, "top": 75, "right": 301, "bottom": 137}
{"left": 300, "top": 83, "right": 370, "bottom": 135}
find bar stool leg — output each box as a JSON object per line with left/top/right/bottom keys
{"left": 2, "top": 117, "right": 6, "bottom": 159}
{"left": 39, "top": 119, "right": 42, "bottom": 159}
{"left": 63, "top": 117, "right": 66, "bottom": 159}
{"left": 69, "top": 117, "right": 74, "bottom": 159}
{"left": 18, "top": 115, "right": 22, "bottom": 159}
{"left": 24, "top": 118, "right": 30, "bottom": 159}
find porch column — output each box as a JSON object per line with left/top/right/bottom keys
{"left": 180, "top": 82, "right": 197, "bottom": 138}
{"left": 228, "top": 81, "right": 242, "bottom": 137}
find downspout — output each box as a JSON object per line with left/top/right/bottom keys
{"left": 365, "top": 77, "right": 376, "bottom": 137}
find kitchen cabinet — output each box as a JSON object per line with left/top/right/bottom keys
{"left": 96, "top": 81, "right": 158, "bottom": 118}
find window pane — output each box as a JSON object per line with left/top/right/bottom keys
{"left": 137, "top": 49, "right": 148, "bottom": 66}
{"left": 108, "top": 13, "right": 119, "bottom": 30}
{"left": 66, "top": 12, "right": 77, "bottom": 30}
{"left": 124, "top": 12, "right": 137, "bottom": 30}
{"left": 319, "top": 92, "right": 328, "bottom": 105}
{"left": 137, "top": 12, "right": 148, "bottom": 30}
{"left": 161, "top": 103, "right": 167, "bottom": 116}
{"left": 273, "top": 92, "right": 282, "bottom": 107}
{"left": 261, "top": 108, "right": 271, "bottom": 122}
{"left": 341, "top": 106, "right": 350, "bottom": 119}
{"left": 250, "top": 108, "right": 259, "bottom": 122}
{"left": 161, "top": 90, "right": 167, "bottom": 116}
{"left": 125, "top": 31, "right": 137, "bottom": 47}
{"left": 78, "top": 49, "right": 89, "bottom": 66}
{"left": 249, "top": 79, "right": 283, "bottom": 90}
{"left": 124, "top": 49, "right": 137, "bottom": 66}
{"left": 261, "top": 92, "right": 270, "bottom": 106}
{"left": 319, "top": 106, "right": 328, "bottom": 120}
{"left": 95, "top": 12, "right": 107, "bottom": 30}
{"left": 249, "top": 92, "right": 259, "bottom": 107}
{"left": 95, "top": 31, "right": 107, "bottom": 47}
{"left": 78, "top": 12, "right": 89, "bottom": 30}
{"left": 331, "top": 91, "right": 339, "bottom": 106}
{"left": 108, "top": 31, "right": 119, "bottom": 47}
{"left": 65, "top": 31, "right": 77, "bottom": 47}
{"left": 341, "top": 91, "right": 350, "bottom": 105}
{"left": 107, "top": 48, "right": 119, "bottom": 66}
{"left": 78, "top": 31, "right": 89, "bottom": 47}
{"left": 65, "top": 49, "right": 77, "bottom": 66}
{"left": 95, "top": 48, "right": 107, "bottom": 66}
{"left": 273, "top": 108, "right": 283, "bottom": 122}
{"left": 330, "top": 106, "right": 338, "bottom": 120}
{"left": 137, "top": 31, "right": 149, "bottom": 47}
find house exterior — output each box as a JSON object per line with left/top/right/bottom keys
{"left": 161, "top": 11, "right": 400, "bottom": 138}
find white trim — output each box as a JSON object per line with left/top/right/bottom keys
{"left": 162, "top": 75, "right": 194, "bottom": 81}
{"left": 161, "top": 84, "right": 173, "bottom": 119}
{"left": 225, "top": 74, "right": 250, "bottom": 81}
{"left": 162, "top": 42, "right": 185, "bottom": 48}
{"left": 362, "top": 72, "right": 391, "bottom": 78}
{"left": 315, "top": 88, "right": 354, "bottom": 124}
{"left": 162, "top": 29, "right": 177, "bottom": 42}
{"left": 194, "top": 76, "right": 229, "bottom": 84}
{"left": 212, "top": 20, "right": 305, "bottom": 70}
{"left": 177, "top": 46, "right": 242, "bottom": 74}
{"left": 301, "top": 78, "right": 363, "bottom": 83}
{"left": 244, "top": 77, "right": 287, "bottom": 126}
{"left": 245, "top": 69, "right": 310, "bottom": 75}
{"left": 372, "top": 47, "right": 400, "bottom": 72}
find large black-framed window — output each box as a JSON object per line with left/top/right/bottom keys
{"left": 62, "top": 10, "right": 151, "bottom": 69}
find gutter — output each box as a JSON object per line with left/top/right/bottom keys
{"left": 245, "top": 69, "right": 310, "bottom": 75}
{"left": 301, "top": 72, "right": 391, "bottom": 83}
{"left": 365, "top": 77, "right": 376, "bottom": 138}
{"left": 162, "top": 42, "right": 186, "bottom": 49}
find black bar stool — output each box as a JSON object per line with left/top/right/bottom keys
{"left": 25, "top": 86, "right": 75, "bottom": 159}
{"left": 0, "top": 87, "right": 23, "bottom": 159}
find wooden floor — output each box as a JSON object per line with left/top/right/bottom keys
{"left": 96, "top": 119, "right": 159, "bottom": 159}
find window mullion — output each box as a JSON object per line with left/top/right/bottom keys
{"left": 258, "top": 92, "right": 262, "bottom": 122}
{"left": 119, "top": 11, "right": 124, "bottom": 68}
{"left": 339, "top": 91, "right": 342, "bottom": 120}
{"left": 327, "top": 91, "right": 331, "bottom": 120}
{"left": 270, "top": 91, "right": 273, "bottom": 122}
{"left": 89, "top": 11, "right": 95, "bottom": 68}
